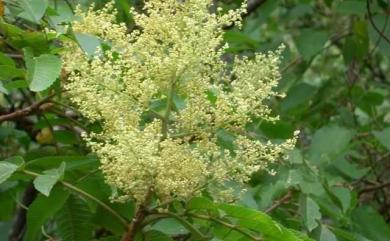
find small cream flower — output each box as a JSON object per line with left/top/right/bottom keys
{"left": 61, "top": 0, "right": 297, "bottom": 203}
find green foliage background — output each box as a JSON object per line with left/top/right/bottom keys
{"left": 0, "top": 0, "right": 389, "bottom": 241}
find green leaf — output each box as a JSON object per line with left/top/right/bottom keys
{"left": 332, "top": 158, "right": 368, "bottom": 180}
{"left": 25, "top": 187, "right": 70, "bottom": 241}
{"left": 280, "top": 83, "right": 317, "bottom": 115}
{"left": 361, "top": 91, "right": 384, "bottom": 106}
{"left": 0, "top": 53, "right": 15, "bottom": 66}
{"left": 0, "top": 81, "right": 9, "bottom": 94}
{"left": 301, "top": 196, "right": 321, "bottom": 232}
{"left": 91, "top": 192, "right": 133, "bottom": 234}
{"left": 53, "top": 130, "right": 79, "bottom": 145}
{"left": 33, "top": 162, "right": 66, "bottom": 196}
{"left": 373, "top": 127, "right": 390, "bottom": 150}
{"left": 92, "top": 205, "right": 127, "bottom": 235}
{"left": 55, "top": 195, "right": 93, "bottom": 241}
{"left": 23, "top": 47, "right": 34, "bottom": 76}
{"left": 330, "top": 227, "right": 360, "bottom": 241}
{"left": 213, "top": 223, "right": 245, "bottom": 241}
{"left": 351, "top": 206, "right": 390, "bottom": 241}
{"left": 4, "top": 79, "right": 29, "bottom": 91}
{"left": 336, "top": 1, "right": 366, "bottom": 16}
{"left": 74, "top": 175, "right": 111, "bottom": 202}
{"left": 26, "top": 155, "right": 98, "bottom": 172}
{"left": 319, "top": 225, "right": 337, "bottom": 241}
{"left": 343, "top": 21, "right": 369, "bottom": 63}
{"left": 288, "top": 149, "right": 303, "bottom": 164}
{"left": 0, "top": 18, "right": 25, "bottom": 37}
{"left": 17, "top": 0, "right": 49, "bottom": 24}
{"left": 2, "top": 155, "right": 24, "bottom": 166}
{"left": 0, "top": 188, "right": 17, "bottom": 220}
{"left": 115, "top": 0, "right": 132, "bottom": 24}
{"left": 0, "top": 156, "right": 24, "bottom": 184}
{"left": 93, "top": 236, "right": 121, "bottom": 241}
{"left": 258, "top": 180, "right": 288, "bottom": 209}
{"left": 259, "top": 120, "right": 295, "bottom": 139}
{"left": 0, "top": 65, "right": 25, "bottom": 80}
{"left": 46, "top": 0, "right": 73, "bottom": 32}
{"left": 74, "top": 33, "right": 102, "bottom": 57}
{"left": 368, "top": 14, "right": 390, "bottom": 56}
{"left": 217, "top": 129, "right": 236, "bottom": 151}
{"left": 0, "top": 222, "right": 12, "bottom": 241}
{"left": 332, "top": 187, "right": 351, "bottom": 213}
{"left": 309, "top": 125, "right": 353, "bottom": 165}
{"left": 295, "top": 29, "right": 328, "bottom": 61}
{"left": 219, "top": 204, "right": 309, "bottom": 241}
{"left": 144, "top": 230, "right": 175, "bottom": 241}
{"left": 28, "top": 54, "right": 62, "bottom": 92}
{"left": 300, "top": 181, "right": 325, "bottom": 196}
{"left": 224, "top": 31, "right": 259, "bottom": 51}
{"left": 187, "top": 196, "right": 217, "bottom": 211}
{"left": 151, "top": 218, "right": 188, "bottom": 236}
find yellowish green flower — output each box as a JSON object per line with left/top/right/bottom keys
{"left": 61, "top": 0, "right": 297, "bottom": 204}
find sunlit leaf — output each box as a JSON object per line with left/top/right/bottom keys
{"left": 17, "top": 0, "right": 49, "bottom": 24}
{"left": 28, "top": 54, "right": 62, "bottom": 92}
{"left": 373, "top": 127, "right": 390, "bottom": 150}
{"left": 33, "top": 162, "right": 66, "bottom": 196}
{"left": 301, "top": 196, "right": 321, "bottom": 232}
{"left": 0, "top": 156, "right": 24, "bottom": 184}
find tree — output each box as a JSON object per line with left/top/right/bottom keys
{"left": 0, "top": 0, "right": 389, "bottom": 241}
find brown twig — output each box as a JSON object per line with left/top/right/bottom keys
{"left": 5, "top": 53, "right": 24, "bottom": 59}
{"left": 281, "top": 57, "right": 302, "bottom": 73}
{"left": 265, "top": 190, "right": 293, "bottom": 213}
{"left": 368, "top": 0, "right": 389, "bottom": 55}
{"left": 359, "top": 180, "right": 390, "bottom": 194}
{"left": 367, "top": 0, "right": 390, "bottom": 45}
{"left": 8, "top": 184, "right": 38, "bottom": 241}
{"left": 121, "top": 191, "right": 152, "bottom": 241}
{"left": 0, "top": 93, "right": 56, "bottom": 123}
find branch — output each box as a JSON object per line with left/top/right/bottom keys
{"left": 22, "top": 170, "right": 129, "bottom": 228}
{"left": 163, "top": 212, "right": 210, "bottom": 240}
{"left": 246, "top": 0, "right": 267, "bottom": 16}
{"left": 63, "top": 0, "right": 75, "bottom": 14}
{"left": 368, "top": 0, "right": 389, "bottom": 55}
{"left": 0, "top": 93, "right": 56, "bottom": 123}
{"left": 359, "top": 180, "right": 390, "bottom": 194}
{"left": 367, "top": 0, "right": 390, "bottom": 45}
{"left": 5, "top": 53, "right": 23, "bottom": 59}
{"left": 121, "top": 190, "right": 152, "bottom": 241}
{"left": 61, "top": 181, "right": 128, "bottom": 228}
{"left": 8, "top": 184, "right": 38, "bottom": 241}
{"left": 189, "top": 213, "right": 262, "bottom": 241}
{"left": 265, "top": 190, "right": 293, "bottom": 213}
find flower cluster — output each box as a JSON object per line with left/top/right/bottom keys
{"left": 62, "top": 0, "right": 297, "bottom": 203}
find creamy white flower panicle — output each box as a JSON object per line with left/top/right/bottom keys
{"left": 62, "top": 0, "right": 298, "bottom": 203}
